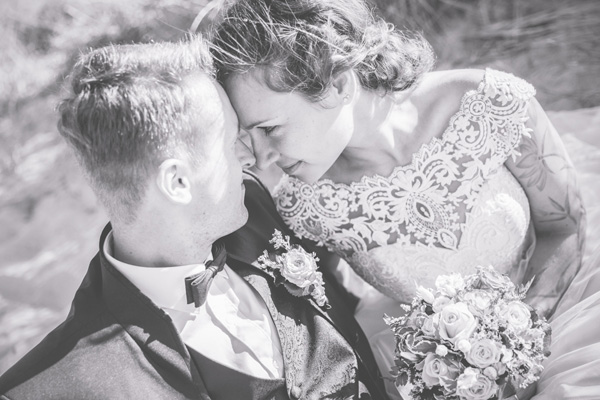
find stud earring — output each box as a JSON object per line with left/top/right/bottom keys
{"left": 343, "top": 94, "right": 350, "bottom": 103}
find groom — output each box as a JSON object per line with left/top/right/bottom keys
{"left": 0, "top": 38, "right": 388, "bottom": 399}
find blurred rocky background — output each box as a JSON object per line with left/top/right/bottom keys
{"left": 1, "top": 0, "right": 599, "bottom": 374}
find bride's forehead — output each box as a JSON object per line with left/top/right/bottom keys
{"left": 225, "top": 70, "right": 273, "bottom": 95}
{"left": 226, "top": 74, "right": 296, "bottom": 114}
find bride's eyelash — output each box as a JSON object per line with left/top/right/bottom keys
{"left": 260, "top": 126, "right": 277, "bottom": 136}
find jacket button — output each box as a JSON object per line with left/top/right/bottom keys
{"left": 290, "top": 385, "right": 302, "bottom": 399}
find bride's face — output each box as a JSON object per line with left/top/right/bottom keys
{"left": 223, "top": 71, "right": 354, "bottom": 184}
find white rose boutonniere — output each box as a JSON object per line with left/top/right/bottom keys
{"left": 257, "top": 230, "right": 329, "bottom": 308}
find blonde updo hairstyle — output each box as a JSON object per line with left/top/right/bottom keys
{"left": 210, "top": 0, "right": 435, "bottom": 101}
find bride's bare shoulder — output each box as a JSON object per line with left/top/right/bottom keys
{"left": 413, "top": 69, "right": 485, "bottom": 107}
{"left": 409, "top": 69, "right": 485, "bottom": 134}
{"left": 397, "top": 69, "right": 485, "bottom": 145}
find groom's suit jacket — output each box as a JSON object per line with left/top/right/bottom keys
{"left": 0, "top": 173, "right": 389, "bottom": 400}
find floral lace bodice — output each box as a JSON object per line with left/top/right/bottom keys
{"left": 274, "top": 69, "right": 537, "bottom": 302}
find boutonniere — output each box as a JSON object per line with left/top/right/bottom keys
{"left": 257, "top": 230, "right": 330, "bottom": 309}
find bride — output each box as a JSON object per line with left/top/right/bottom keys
{"left": 209, "top": 0, "right": 600, "bottom": 398}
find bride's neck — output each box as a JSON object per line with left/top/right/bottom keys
{"left": 333, "top": 88, "right": 418, "bottom": 178}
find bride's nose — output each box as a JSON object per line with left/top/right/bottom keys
{"left": 249, "top": 132, "right": 279, "bottom": 171}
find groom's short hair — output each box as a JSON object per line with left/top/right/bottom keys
{"left": 57, "top": 36, "right": 214, "bottom": 223}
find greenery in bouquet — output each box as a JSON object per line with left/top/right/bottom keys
{"left": 384, "top": 266, "right": 551, "bottom": 400}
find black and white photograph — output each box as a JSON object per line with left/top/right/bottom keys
{"left": 1, "top": 0, "right": 599, "bottom": 399}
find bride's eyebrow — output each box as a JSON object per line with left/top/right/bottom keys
{"left": 246, "top": 117, "right": 276, "bottom": 130}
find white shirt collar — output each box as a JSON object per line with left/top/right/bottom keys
{"left": 103, "top": 230, "right": 210, "bottom": 310}
{"left": 102, "top": 230, "right": 285, "bottom": 379}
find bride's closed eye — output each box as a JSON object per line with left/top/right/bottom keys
{"left": 259, "top": 125, "right": 278, "bottom": 136}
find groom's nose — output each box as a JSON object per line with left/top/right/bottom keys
{"left": 235, "top": 135, "right": 256, "bottom": 170}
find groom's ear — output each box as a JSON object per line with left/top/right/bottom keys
{"left": 322, "top": 70, "right": 357, "bottom": 107}
{"left": 156, "top": 159, "right": 193, "bottom": 204}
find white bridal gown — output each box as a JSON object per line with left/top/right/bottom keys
{"left": 273, "top": 69, "right": 600, "bottom": 399}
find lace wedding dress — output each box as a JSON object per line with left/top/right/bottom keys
{"left": 274, "top": 69, "right": 600, "bottom": 399}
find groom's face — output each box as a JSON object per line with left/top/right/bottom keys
{"left": 186, "top": 74, "right": 249, "bottom": 239}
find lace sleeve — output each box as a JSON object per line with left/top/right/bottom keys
{"left": 480, "top": 68, "right": 536, "bottom": 162}
{"left": 505, "top": 97, "right": 587, "bottom": 318}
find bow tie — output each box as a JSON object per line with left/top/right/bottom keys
{"left": 184, "top": 240, "right": 227, "bottom": 307}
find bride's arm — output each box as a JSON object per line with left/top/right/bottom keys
{"left": 505, "top": 97, "right": 587, "bottom": 318}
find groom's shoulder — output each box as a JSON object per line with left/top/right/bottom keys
{"left": 0, "top": 256, "right": 125, "bottom": 398}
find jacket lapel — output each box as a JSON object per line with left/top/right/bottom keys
{"left": 97, "top": 224, "right": 210, "bottom": 399}
{"left": 223, "top": 175, "right": 342, "bottom": 332}
{"left": 229, "top": 251, "right": 387, "bottom": 393}
{"left": 224, "top": 174, "right": 387, "bottom": 397}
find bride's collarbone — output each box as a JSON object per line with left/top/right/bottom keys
{"left": 324, "top": 119, "right": 453, "bottom": 185}
{"left": 323, "top": 155, "right": 401, "bottom": 185}
{"left": 323, "top": 123, "right": 444, "bottom": 185}
{"left": 322, "top": 73, "right": 481, "bottom": 186}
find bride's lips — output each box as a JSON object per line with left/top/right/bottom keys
{"left": 281, "top": 160, "right": 303, "bottom": 176}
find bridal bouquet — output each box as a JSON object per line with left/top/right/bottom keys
{"left": 385, "top": 266, "right": 551, "bottom": 400}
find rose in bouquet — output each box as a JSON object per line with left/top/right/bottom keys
{"left": 385, "top": 266, "right": 551, "bottom": 400}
